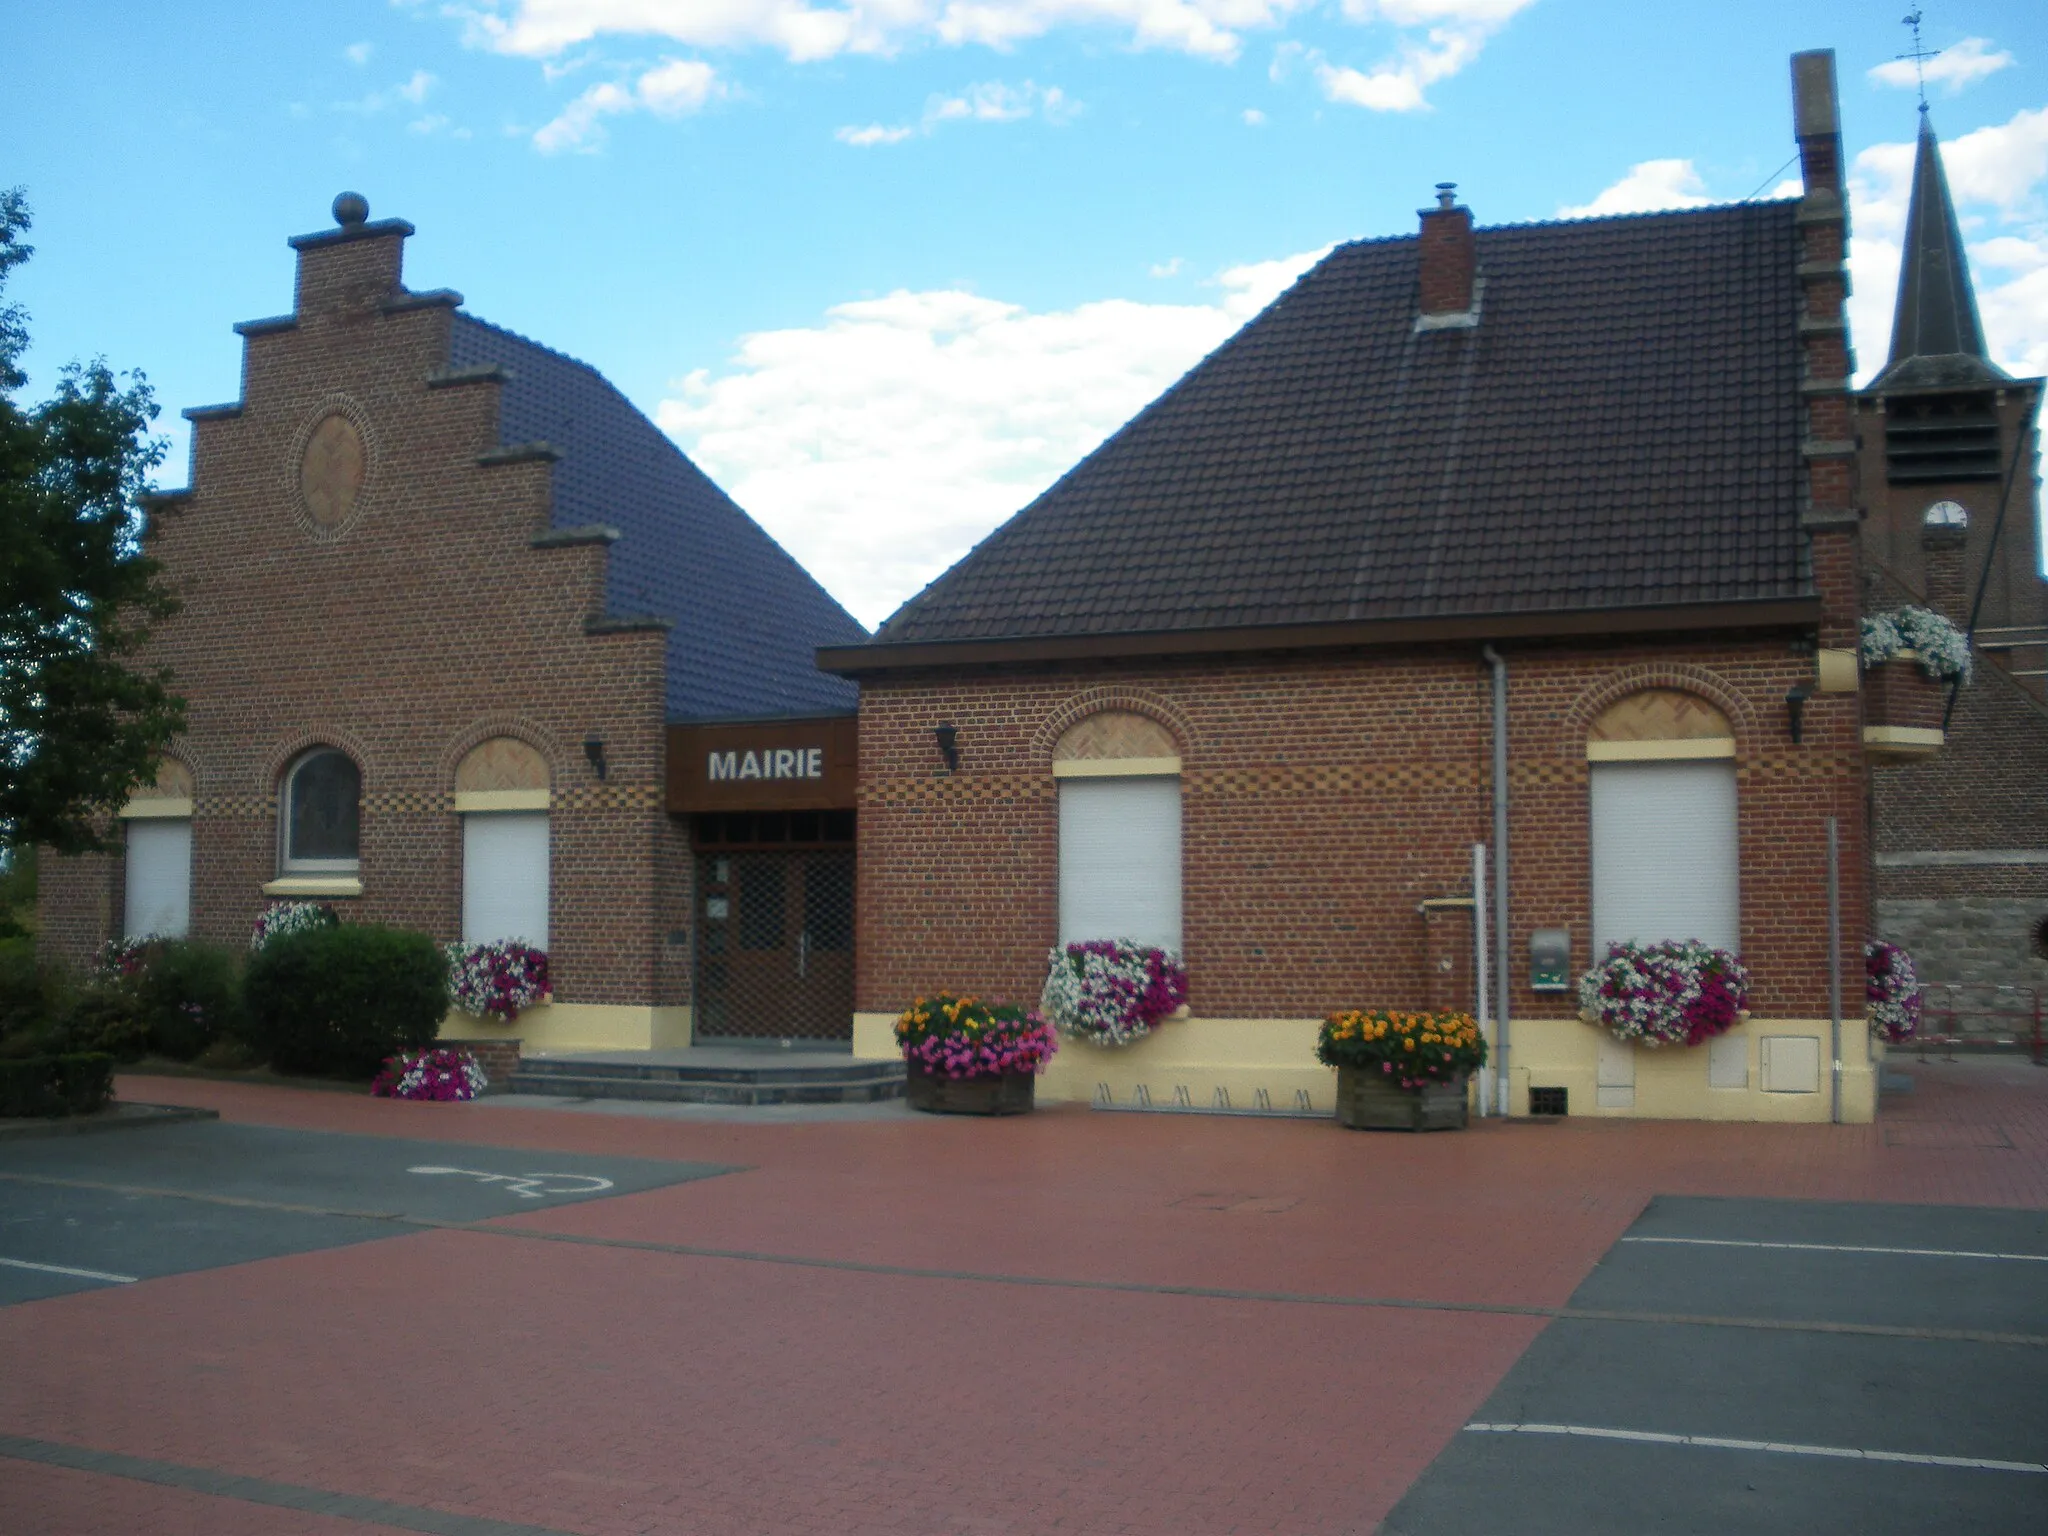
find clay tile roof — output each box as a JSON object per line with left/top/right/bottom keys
{"left": 873, "top": 200, "right": 1808, "bottom": 646}
{"left": 449, "top": 315, "right": 864, "bottom": 720}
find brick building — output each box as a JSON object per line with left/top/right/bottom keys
{"left": 40, "top": 193, "right": 867, "bottom": 1052}
{"left": 824, "top": 51, "right": 1883, "bottom": 1121}
{"left": 1853, "top": 109, "right": 2048, "bottom": 1009}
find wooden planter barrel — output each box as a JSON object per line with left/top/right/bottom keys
{"left": 905, "top": 1062, "right": 1036, "bottom": 1116}
{"left": 1335, "top": 1066, "right": 1468, "bottom": 1131}
{"left": 1864, "top": 653, "right": 1944, "bottom": 731}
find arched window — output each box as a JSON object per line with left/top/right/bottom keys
{"left": 454, "top": 737, "right": 550, "bottom": 948}
{"left": 1053, "top": 711, "right": 1182, "bottom": 950}
{"left": 1587, "top": 690, "right": 1738, "bottom": 956}
{"left": 281, "top": 749, "right": 361, "bottom": 875}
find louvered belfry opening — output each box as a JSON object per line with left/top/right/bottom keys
{"left": 692, "top": 811, "right": 856, "bottom": 1040}
{"left": 1883, "top": 391, "right": 2002, "bottom": 484}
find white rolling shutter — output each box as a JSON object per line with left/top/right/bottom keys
{"left": 462, "top": 813, "right": 550, "bottom": 948}
{"left": 124, "top": 819, "right": 191, "bottom": 939}
{"left": 1058, "top": 777, "right": 1182, "bottom": 950}
{"left": 1590, "top": 761, "right": 1739, "bottom": 957}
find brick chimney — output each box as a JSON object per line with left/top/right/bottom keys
{"left": 1417, "top": 183, "right": 1476, "bottom": 320}
{"left": 1921, "top": 502, "right": 1970, "bottom": 624}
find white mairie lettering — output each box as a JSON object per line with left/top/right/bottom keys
{"left": 703, "top": 743, "right": 828, "bottom": 784}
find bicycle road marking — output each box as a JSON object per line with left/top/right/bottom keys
{"left": 405, "top": 1166, "right": 615, "bottom": 1199}
{"left": 1463, "top": 1422, "right": 2048, "bottom": 1476}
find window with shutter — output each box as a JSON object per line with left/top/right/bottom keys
{"left": 461, "top": 812, "right": 550, "bottom": 947}
{"left": 124, "top": 819, "right": 192, "bottom": 939}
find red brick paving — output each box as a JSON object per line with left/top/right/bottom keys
{"left": 1, "top": 1057, "right": 2042, "bottom": 1534}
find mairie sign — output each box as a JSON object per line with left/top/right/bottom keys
{"left": 709, "top": 747, "right": 824, "bottom": 782}
{"left": 666, "top": 715, "right": 857, "bottom": 813}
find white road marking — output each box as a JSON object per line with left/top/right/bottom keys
{"left": 405, "top": 1166, "right": 614, "bottom": 1200}
{"left": 0, "top": 1256, "right": 138, "bottom": 1284}
{"left": 1622, "top": 1235, "right": 2048, "bottom": 1264}
{"left": 1463, "top": 1423, "right": 2048, "bottom": 1474}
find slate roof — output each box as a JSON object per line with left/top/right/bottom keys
{"left": 448, "top": 315, "right": 864, "bottom": 720}
{"left": 873, "top": 201, "right": 1808, "bottom": 648}
{"left": 1870, "top": 113, "right": 2010, "bottom": 394}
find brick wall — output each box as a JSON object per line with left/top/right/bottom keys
{"left": 38, "top": 215, "right": 686, "bottom": 1008}
{"left": 854, "top": 636, "right": 1867, "bottom": 1023}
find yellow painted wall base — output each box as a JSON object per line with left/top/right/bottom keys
{"left": 855, "top": 1011, "right": 1879, "bottom": 1123}
{"left": 1501, "top": 1015, "right": 1877, "bottom": 1124}
{"left": 439, "top": 1003, "right": 694, "bottom": 1053}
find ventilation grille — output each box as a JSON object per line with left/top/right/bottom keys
{"left": 1884, "top": 393, "right": 2002, "bottom": 484}
{"left": 1528, "top": 1086, "right": 1569, "bottom": 1117}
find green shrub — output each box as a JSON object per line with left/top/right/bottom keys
{"left": 0, "top": 935, "right": 69, "bottom": 1044}
{"left": 243, "top": 924, "right": 449, "bottom": 1078}
{"left": 0, "top": 1053, "right": 114, "bottom": 1118}
{"left": 135, "top": 940, "right": 244, "bottom": 1061}
{"left": 59, "top": 984, "right": 150, "bottom": 1062}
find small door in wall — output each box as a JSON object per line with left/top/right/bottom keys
{"left": 462, "top": 812, "right": 550, "bottom": 947}
{"left": 124, "top": 819, "right": 192, "bottom": 939}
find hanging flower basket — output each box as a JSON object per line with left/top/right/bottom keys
{"left": 249, "top": 900, "right": 339, "bottom": 951}
{"left": 1040, "top": 940, "right": 1188, "bottom": 1047}
{"left": 444, "top": 941, "right": 550, "bottom": 1021}
{"left": 1866, "top": 940, "right": 1921, "bottom": 1045}
{"left": 1577, "top": 941, "right": 1749, "bottom": 1048}
{"left": 1317, "top": 1010, "right": 1485, "bottom": 1131}
{"left": 894, "top": 994, "right": 1058, "bottom": 1115}
{"left": 1861, "top": 606, "right": 1972, "bottom": 684}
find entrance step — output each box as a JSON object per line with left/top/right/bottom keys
{"left": 508, "top": 1050, "right": 905, "bottom": 1106}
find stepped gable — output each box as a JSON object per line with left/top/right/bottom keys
{"left": 875, "top": 200, "right": 1807, "bottom": 647}
{"left": 449, "top": 316, "right": 864, "bottom": 719}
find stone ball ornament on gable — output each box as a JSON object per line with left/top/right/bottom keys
{"left": 332, "top": 191, "right": 369, "bottom": 227}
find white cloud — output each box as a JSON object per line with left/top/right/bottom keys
{"left": 1242, "top": 107, "right": 1265, "bottom": 125}
{"left": 533, "top": 57, "right": 722, "bottom": 151}
{"left": 344, "top": 41, "right": 374, "bottom": 65}
{"left": 1557, "top": 158, "right": 1710, "bottom": 218}
{"left": 441, "top": 0, "right": 1529, "bottom": 90}
{"left": 1847, "top": 104, "right": 2048, "bottom": 386}
{"left": 836, "top": 122, "right": 915, "bottom": 146}
{"left": 1868, "top": 37, "right": 2013, "bottom": 96}
{"left": 655, "top": 244, "right": 1330, "bottom": 625}
{"left": 397, "top": 69, "right": 437, "bottom": 104}
{"left": 834, "top": 79, "right": 1076, "bottom": 146}
{"left": 1149, "top": 256, "right": 1183, "bottom": 277}
{"left": 336, "top": 69, "right": 438, "bottom": 115}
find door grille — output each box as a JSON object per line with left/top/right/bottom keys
{"left": 694, "top": 849, "right": 855, "bottom": 1040}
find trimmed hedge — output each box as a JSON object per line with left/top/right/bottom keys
{"left": 0, "top": 1053, "right": 115, "bottom": 1118}
{"left": 137, "top": 940, "right": 245, "bottom": 1061}
{"left": 243, "top": 924, "right": 449, "bottom": 1078}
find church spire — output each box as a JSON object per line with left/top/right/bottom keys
{"left": 1871, "top": 111, "right": 2008, "bottom": 392}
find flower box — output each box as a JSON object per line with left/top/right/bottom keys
{"left": 905, "top": 1062, "right": 1036, "bottom": 1116}
{"left": 1864, "top": 653, "right": 1944, "bottom": 733}
{"left": 1335, "top": 1066, "right": 1468, "bottom": 1131}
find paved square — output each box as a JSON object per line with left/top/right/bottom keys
{"left": 0, "top": 1056, "right": 2042, "bottom": 1534}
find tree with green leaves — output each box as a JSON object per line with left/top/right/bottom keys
{"left": 1, "top": 187, "right": 184, "bottom": 855}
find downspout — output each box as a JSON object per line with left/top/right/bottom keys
{"left": 1482, "top": 645, "right": 1510, "bottom": 1115}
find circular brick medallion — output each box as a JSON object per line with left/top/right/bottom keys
{"left": 300, "top": 412, "right": 366, "bottom": 529}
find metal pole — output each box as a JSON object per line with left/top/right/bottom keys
{"left": 1472, "top": 842, "right": 1491, "bottom": 1116}
{"left": 1827, "top": 815, "right": 1842, "bottom": 1125}
{"left": 1483, "top": 646, "right": 1510, "bottom": 1115}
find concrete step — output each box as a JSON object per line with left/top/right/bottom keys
{"left": 508, "top": 1055, "right": 905, "bottom": 1106}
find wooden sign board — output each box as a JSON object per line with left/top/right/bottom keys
{"left": 666, "top": 715, "right": 858, "bottom": 813}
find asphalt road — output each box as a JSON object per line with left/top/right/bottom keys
{"left": 1379, "top": 1195, "right": 2048, "bottom": 1534}
{"left": 0, "top": 1119, "right": 737, "bottom": 1306}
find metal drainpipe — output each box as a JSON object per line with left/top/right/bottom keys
{"left": 1482, "top": 645, "right": 1510, "bottom": 1115}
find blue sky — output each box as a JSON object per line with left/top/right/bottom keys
{"left": 7, "top": 1, "right": 2046, "bottom": 624}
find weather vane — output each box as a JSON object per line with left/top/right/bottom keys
{"left": 1898, "top": 9, "right": 1942, "bottom": 113}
